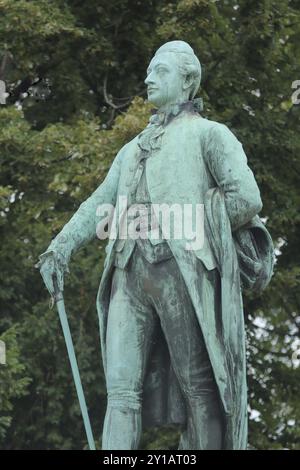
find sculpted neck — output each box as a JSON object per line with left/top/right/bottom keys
{"left": 152, "top": 100, "right": 196, "bottom": 125}
{"left": 158, "top": 98, "right": 187, "bottom": 115}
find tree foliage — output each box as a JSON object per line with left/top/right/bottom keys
{"left": 0, "top": 0, "right": 299, "bottom": 449}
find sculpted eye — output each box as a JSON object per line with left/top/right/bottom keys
{"left": 157, "top": 67, "right": 168, "bottom": 74}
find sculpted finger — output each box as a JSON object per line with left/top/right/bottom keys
{"left": 52, "top": 269, "right": 63, "bottom": 293}
{"left": 41, "top": 270, "right": 54, "bottom": 290}
{"left": 56, "top": 268, "right": 64, "bottom": 292}
{"left": 41, "top": 269, "right": 55, "bottom": 296}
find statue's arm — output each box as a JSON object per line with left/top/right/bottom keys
{"left": 39, "top": 146, "right": 124, "bottom": 267}
{"left": 204, "top": 123, "right": 262, "bottom": 231}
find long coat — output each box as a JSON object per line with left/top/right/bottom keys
{"left": 46, "top": 109, "right": 274, "bottom": 449}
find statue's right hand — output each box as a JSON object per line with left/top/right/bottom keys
{"left": 35, "top": 251, "right": 67, "bottom": 299}
{"left": 40, "top": 255, "right": 62, "bottom": 297}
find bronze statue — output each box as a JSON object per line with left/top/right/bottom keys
{"left": 37, "top": 40, "right": 274, "bottom": 450}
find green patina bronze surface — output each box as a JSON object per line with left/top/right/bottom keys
{"left": 37, "top": 40, "right": 274, "bottom": 450}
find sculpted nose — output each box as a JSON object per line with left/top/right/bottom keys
{"left": 144, "top": 73, "right": 154, "bottom": 86}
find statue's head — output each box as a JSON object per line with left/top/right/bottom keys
{"left": 145, "top": 40, "right": 201, "bottom": 108}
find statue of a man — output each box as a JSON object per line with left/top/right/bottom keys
{"left": 38, "top": 40, "right": 273, "bottom": 450}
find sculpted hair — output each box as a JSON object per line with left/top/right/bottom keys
{"left": 155, "top": 40, "right": 202, "bottom": 99}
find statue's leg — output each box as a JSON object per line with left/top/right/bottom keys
{"left": 102, "top": 263, "right": 158, "bottom": 450}
{"left": 147, "top": 257, "right": 224, "bottom": 450}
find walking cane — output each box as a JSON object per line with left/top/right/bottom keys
{"left": 53, "top": 274, "right": 96, "bottom": 450}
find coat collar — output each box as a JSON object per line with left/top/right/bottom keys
{"left": 138, "top": 98, "right": 203, "bottom": 153}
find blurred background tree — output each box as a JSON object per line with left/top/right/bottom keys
{"left": 0, "top": 0, "right": 299, "bottom": 449}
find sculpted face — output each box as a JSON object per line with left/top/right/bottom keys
{"left": 145, "top": 52, "right": 188, "bottom": 108}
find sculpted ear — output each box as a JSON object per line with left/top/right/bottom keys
{"left": 183, "top": 73, "right": 194, "bottom": 91}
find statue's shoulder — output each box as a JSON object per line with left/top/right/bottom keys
{"left": 195, "top": 116, "right": 230, "bottom": 135}
{"left": 194, "top": 116, "right": 239, "bottom": 146}
{"left": 117, "top": 135, "right": 139, "bottom": 160}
